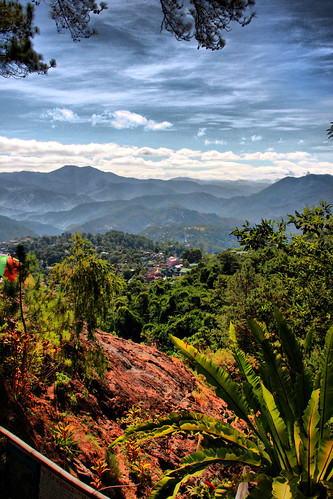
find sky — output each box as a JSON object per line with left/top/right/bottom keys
{"left": 0, "top": 0, "right": 332, "bottom": 181}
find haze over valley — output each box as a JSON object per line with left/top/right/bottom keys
{"left": 1, "top": 165, "right": 332, "bottom": 251}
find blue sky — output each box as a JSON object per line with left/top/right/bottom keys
{"left": 0, "top": 0, "right": 332, "bottom": 181}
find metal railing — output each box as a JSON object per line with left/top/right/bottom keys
{"left": 0, "top": 426, "right": 109, "bottom": 499}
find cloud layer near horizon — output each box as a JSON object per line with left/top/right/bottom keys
{"left": 1, "top": 136, "right": 332, "bottom": 181}
{"left": 1, "top": 0, "right": 332, "bottom": 172}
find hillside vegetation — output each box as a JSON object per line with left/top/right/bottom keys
{"left": 0, "top": 202, "right": 332, "bottom": 498}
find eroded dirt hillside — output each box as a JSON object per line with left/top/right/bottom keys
{"left": 1, "top": 331, "right": 231, "bottom": 498}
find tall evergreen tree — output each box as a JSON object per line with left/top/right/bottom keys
{"left": 50, "top": 233, "right": 120, "bottom": 340}
{"left": 0, "top": 1, "right": 55, "bottom": 77}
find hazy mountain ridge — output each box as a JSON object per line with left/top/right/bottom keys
{"left": 0, "top": 166, "right": 332, "bottom": 242}
{"left": 0, "top": 215, "right": 38, "bottom": 241}
{"left": 0, "top": 165, "right": 268, "bottom": 206}
{"left": 69, "top": 205, "right": 235, "bottom": 235}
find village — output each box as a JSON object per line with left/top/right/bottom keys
{"left": 115, "top": 250, "right": 200, "bottom": 281}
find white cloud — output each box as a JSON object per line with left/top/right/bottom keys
{"left": 0, "top": 136, "right": 332, "bottom": 181}
{"left": 90, "top": 111, "right": 112, "bottom": 127}
{"left": 242, "top": 151, "right": 310, "bottom": 161}
{"left": 251, "top": 135, "right": 263, "bottom": 142}
{"left": 145, "top": 120, "right": 173, "bottom": 131}
{"left": 110, "top": 110, "right": 148, "bottom": 129}
{"left": 204, "top": 139, "right": 226, "bottom": 146}
{"left": 201, "top": 150, "right": 241, "bottom": 161}
{"left": 40, "top": 108, "right": 173, "bottom": 132}
{"left": 42, "top": 108, "right": 80, "bottom": 123}
{"left": 197, "top": 128, "right": 207, "bottom": 137}
{"left": 91, "top": 110, "right": 172, "bottom": 131}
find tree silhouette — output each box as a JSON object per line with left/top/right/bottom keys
{"left": 0, "top": 1, "right": 55, "bottom": 77}
{"left": 1, "top": 0, "right": 255, "bottom": 77}
{"left": 160, "top": 0, "right": 255, "bottom": 50}
{"left": 327, "top": 122, "right": 333, "bottom": 139}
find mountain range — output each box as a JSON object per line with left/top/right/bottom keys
{"left": 0, "top": 165, "right": 332, "bottom": 246}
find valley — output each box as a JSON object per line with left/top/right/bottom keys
{"left": 1, "top": 166, "right": 332, "bottom": 253}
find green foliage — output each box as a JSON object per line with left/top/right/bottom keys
{"left": 55, "top": 371, "right": 70, "bottom": 387}
{"left": 6, "top": 230, "right": 182, "bottom": 275}
{"left": 124, "top": 439, "right": 152, "bottom": 482}
{"left": 0, "top": 0, "right": 55, "bottom": 77}
{"left": 90, "top": 457, "right": 110, "bottom": 490}
{"left": 285, "top": 202, "right": 333, "bottom": 341}
{"left": 104, "top": 448, "right": 122, "bottom": 481}
{"left": 111, "top": 305, "right": 142, "bottom": 342}
{"left": 3, "top": 203, "right": 332, "bottom": 356}
{"left": 0, "top": 324, "right": 35, "bottom": 401}
{"left": 0, "top": 239, "right": 113, "bottom": 407}
{"left": 80, "top": 343, "right": 109, "bottom": 387}
{"left": 112, "top": 312, "right": 333, "bottom": 498}
{"left": 231, "top": 218, "right": 288, "bottom": 251}
{"left": 288, "top": 201, "right": 333, "bottom": 236}
{"left": 142, "top": 224, "right": 238, "bottom": 253}
{"left": 0, "top": 245, "right": 42, "bottom": 402}
{"left": 50, "top": 233, "right": 120, "bottom": 339}
{"left": 118, "top": 401, "right": 150, "bottom": 428}
{"left": 51, "top": 421, "right": 78, "bottom": 454}
{"left": 186, "top": 478, "right": 219, "bottom": 498}
{"left": 182, "top": 248, "right": 203, "bottom": 264}
{"left": 107, "top": 203, "right": 332, "bottom": 352}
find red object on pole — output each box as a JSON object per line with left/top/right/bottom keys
{"left": 2, "top": 255, "right": 19, "bottom": 281}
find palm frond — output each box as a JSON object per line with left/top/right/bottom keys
{"left": 318, "top": 325, "right": 333, "bottom": 436}
{"left": 274, "top": 309, "right": 312, "bottom": 417}
{"left": 110, "top": 411, "right": 194, "bottom": 448}
{"left": 230, "top": 323, "right": 262, "bottom": 414}
{"left": 180, "top": 413, "right": 270, "bottom": 461}
{"left": 170, "top": 335, "right": 254, "bottom": 430}
{"left": 273, "top": 309, "right": 303, "bottom": 373}
{"left": 301, "top": 389, "right": 320, "bottom": 480}
{"left": 248, "top": 319, "right": 296, "bottom": 423}
{"left": 246, "top": 474, "right": 273, "bottom": 498}
{"left": 260, "top": 383, "right": 296, "bottom": 473}
{"left": 229, "top": 324, "right": 279, "bottom": 459}
{"left": 321, "top": 480, "right": 333, "bottom": 495}
{"left": 316, "top": 434, "right": 333, "bottom": 483}
{"left": 272, "top": 474, "right": 304, "bottom": 498}
{"left": 111, "top": 410, "right": 267, "bottom": 463}
{"left": 150, "top": 448, "right": 264, "bottom": 499}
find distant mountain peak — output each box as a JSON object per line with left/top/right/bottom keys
{"left": 0, "top": 169, "right": 331, "bottom": 242}
{"left": 50, "top": 164, "right": 109, "bottom": 176}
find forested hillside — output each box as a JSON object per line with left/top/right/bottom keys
{"left": 0, "top": 201, "right": 332, "bottom": 497}
{"left": 3, "top": 230, "right": 186, "bottom": 276}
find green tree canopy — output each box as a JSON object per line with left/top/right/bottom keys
{"left": 50, "top": 233, "right": 120, "bottom": 340}
{"left": 0, "top": 0, "right": 55, "bottom": 77}
{"left": 231, "top": 218, "right": 287, "bottom": 251}
{"left": 181, "top": 247, "right": 203, "bottom": 263}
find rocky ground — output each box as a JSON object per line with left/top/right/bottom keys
{"left": 0, "top": 331, "right": 240, "bottom": 498}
